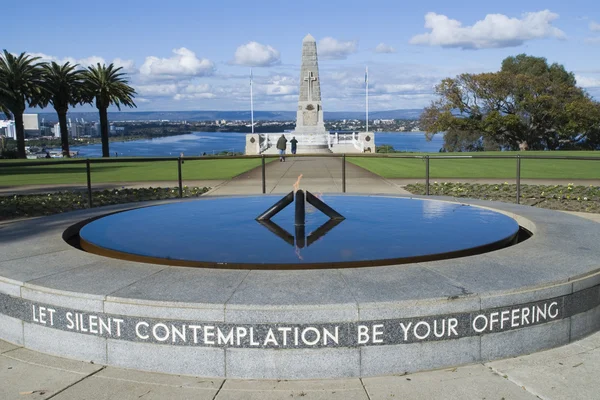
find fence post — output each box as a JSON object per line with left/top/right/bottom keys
{"left": 342, "top": 154, "right": 346, "bottom": 193}
{"left": 516, "top": 155, "right": 521, "bottom": 204}
{"left": 261, "top": 155, "right": 266, "bottom": 194}
{"left": 86, "top": 159, "right": 93, "bottom": 208}
{"left": 425, "top": 156, "right": 430, "bottom": 196}
{"left": 178, "top": 157, "right": 183, "bottom": 198}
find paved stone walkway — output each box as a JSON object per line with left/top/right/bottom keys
{"left": 206, "top": 156, "right": 410, "bottom": 195}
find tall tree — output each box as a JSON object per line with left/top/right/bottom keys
{"left": 40, "top": 62, "right": 86, "bottom": 157}
{"left": 1, "top": 102, "right": 11, "bottom": 119}
{"left": 83, "top": 63, "right": 136, "bottom": 157}
{"left": 0, "top": 50, "right": 45, "bottom": 158}
{"left": 420, "top": 54, "right": 600, "bottom": 151}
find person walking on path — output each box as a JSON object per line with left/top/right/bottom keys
{"left": 276, "top": 134, "right": 288, "bottom": 162}
{"left": 290, "top": 136, "right": 298, "bottom": 155}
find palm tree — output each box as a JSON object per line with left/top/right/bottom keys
{"left": 0, "top": 50, "right": 45, "bottom": 158}
{"left": 40, "top": 62, "right": 86, "bottom": 157}
{"left": 1, "top": 102, "right": 11, "bottom": 119}
{"left": 83, "top": 63, "right": 136, "bottom": 157}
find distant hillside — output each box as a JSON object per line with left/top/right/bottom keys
{"left": 36, "top": 109, "right": 423, "bottom": 123}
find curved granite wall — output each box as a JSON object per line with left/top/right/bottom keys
{"left": 0, "top": 196, "right": 598, "bottom": 379}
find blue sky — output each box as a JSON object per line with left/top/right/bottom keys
{"left": 5, "top": 0, "right": 600, "bottom": 112}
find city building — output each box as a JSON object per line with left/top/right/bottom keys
{"left": 0, "top": 120, "right": 16, "bottom": 139}
{"left": 23, "top": 114, "right": 40, "bottom": 137}
{"left": 53, "top": 123, "right": 61, "bottom": 138}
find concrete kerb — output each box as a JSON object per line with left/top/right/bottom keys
{"left": 0, "top": 195, "right": 599, "bottom": 379}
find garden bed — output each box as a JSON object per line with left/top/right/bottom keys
{"left": 0, "top": 186, "right": 210, "bottom": 221}
{"left": 405, "top": 182, "right": 600, "bottom": 213}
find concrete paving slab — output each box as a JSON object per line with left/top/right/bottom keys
{"left": 94, "top": 366, "right": 222, "bottom": 388}
{"left": 488, "top": 344, "right": 600, "bottom": 400}
{"left": 53, "top": 381, "right": 215, "bottom": 400}
{"left": 2, "top": 347, "right": 101, "bottom": 374}
{"left": 363, "top": 364, "right": 539, "bottom": 400}
{"left": 574, "top": 331, "right": 600, "bottom": 350}
{"left": 52, "top": 367, "right": 222, "bottom": 400}
{"left": 217, "top": 378, "right": 368, "bottom": 400}
{"left": 0, "top": 339, "right": 19, "bottom": 353}
{"left": 225, "top": 347, "right": 360, "bottom": 379}
{"left": 0, "top": 349, "right": 102, "bottom": 400}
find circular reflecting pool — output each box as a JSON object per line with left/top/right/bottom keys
{"left": 78, "top": 196, "right": 520, "bottom": 269}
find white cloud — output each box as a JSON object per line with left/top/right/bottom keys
{"left": 375, "top": 43, "right": 396, "bottom": 53}
{"left": 26, "top": 52, "right": 136, "bottom": 71}
{"left": 264, "top": 84, "right": 296, "bottom": 96}
{"left": 262, "top": 75, "right": 297, "bottom": 96}
{"left": 174, "top": 93, "right": 216, "bottom": 100}
{"left": 112, "top": 58, "right": 137, "bottom": 73}
{"left": 576, "top": 75, "right": 600, "bottom": 88}
{"left": 78, "top": 56, "right": 106, "bottom": 67}
{"left": 233, "top": 42, "right": 280, "bottom": 67}
{"left": 318, "top": 37, "right": 358, "bottom": 60}
{"left": 410, "top": 10, "right": 565, "bottom": 49}
{"left": 590, "top": 21, "right": 600, "bottom": 32}
{"left": 140, "top": 48, "right": 214, "bottom": 79}
{"left": 180, "top": 83, "right": 210, "bottom": 93}
{"left": 135, "top": 84, "right": 179, "bottom": 96}
{"left": 585, "top": 37, "right": 600, "bottom": 44}
{"left": 173, "top": 83, "right": 215, "bottom": 100}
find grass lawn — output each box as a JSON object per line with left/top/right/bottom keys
{"left": 348, "top": 151, "right": 600, "bottom": 179}
{"left": 0, "top": 158, "right": 267, "bottom": 186}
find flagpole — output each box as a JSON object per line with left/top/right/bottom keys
{"left": 365, "top": 66, "right": 369, "bottom": 133}
{"left": 250, "top": 69, "right": 254, "bottom": 134}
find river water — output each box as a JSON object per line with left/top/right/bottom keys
{"left": 66, "top": 131, "right": 444, "bottom": 157}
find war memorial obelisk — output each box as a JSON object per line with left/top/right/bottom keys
{"left": 245, "top": 34, "right": 374, "bottom": 154}
{"left": 291, "top": 33, "right": 330, "bottom": 152}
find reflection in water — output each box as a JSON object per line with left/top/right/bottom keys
{"left": 257, "top": 218, "right": 344, "bottom": 252}
{"left": 257, "top": 220, "right": 294, "bottom": 246}
{"left": 295, "top": 245, "right": 304, "bottom": 261}
{"left": 307, "top": 219, "right": 344, "bottom": 246}
{"left": 421, "top": 200, "right": 464, "bottom": 220}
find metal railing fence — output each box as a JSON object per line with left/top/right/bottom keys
{"left": 1, "top": 153, "right": 599, "bottom": 207}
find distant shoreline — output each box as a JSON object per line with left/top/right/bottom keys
{"left": 66, "top": 130, "right": 425, "bottom": 148}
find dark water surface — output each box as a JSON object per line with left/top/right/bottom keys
{"left": 80, "top": 196, "right": 519, "bottom": 267}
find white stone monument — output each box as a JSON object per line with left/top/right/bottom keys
{"left": 245, "top": 34, "right": 374, "bottom": 155}
{"left": 288, "top": 34, "right": 331, "bottom": 152}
